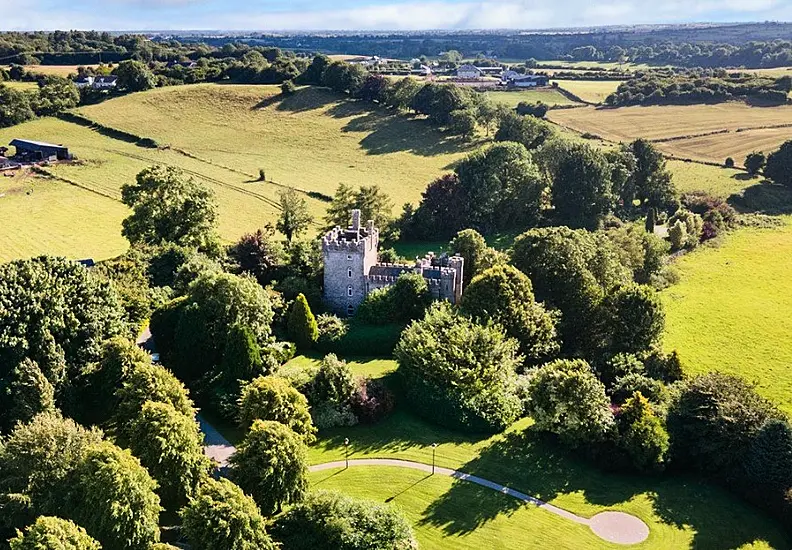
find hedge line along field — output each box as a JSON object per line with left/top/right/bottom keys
{"left": 76, "top": 84, "right": 470, "bottom": 204}
{"left": 549, "top": 103, "right": 792, "bottom": 164}
{"left": 662, "top": 218, "right": 792, "bottom": 415}
{"left": 0, "top": 83, "right": 468, "bottom": 262}
{"left": 554, "top": 80, "right": 624, "bottom": 104}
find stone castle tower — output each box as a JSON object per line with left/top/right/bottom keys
{"left": 322, "top": 210, "right": 464, "bottom": 317}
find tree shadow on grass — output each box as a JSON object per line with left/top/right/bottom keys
{"left": 728, "top": 182, "right": 792, "bottom": 215}
{"left": 418, "top": 427, "right": 790, "bottom": 549}
{"left": 250, "top": 87, "right": 339, "bottom": 113}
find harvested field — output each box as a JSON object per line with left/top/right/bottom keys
{"left": 554, "top": 80, "right": 624, "bottom": 104}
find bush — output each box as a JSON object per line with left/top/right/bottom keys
{"left": 642, "top": 348, "right": 684, "bottom": 383}
{"left": 395, "top": 302, "right": 523, "bottom": 433}
{"left": 4, "top": 359, "right": 55, "bottom": 430}
{"left": 316, "top": 313, "right": 348, "bottom": 345}
{"left": 181, "top": 478, "right": 277, "bottom": 550}
{"left": 115, "top": 363, "right": 195, "bottom": 427}
{"left": 668, "top": 220, "right": 687, "bottom": 251}
{"left": 221, "top": 323, "right": 265, "bottom": 383}
{"left": 611, "top": 373, "right": 668, "bottom": 405}
{"left": 9, "top": 516, "right": 100, "bottom": 550}
{"left": 310, "top": 402, "right": 359, "bottom": 429}
{"left": 617, "top": 392, "right": 669, "bottom": 471}
{"left": 668, "top": 209, "right": 703, "bottom": 248}
{"left": 229, "top": 420, "right": 308, "bottom": 515}
{"left": 357, "top": 273, "right": 432, "bottom": 325}
{"left": 271, "top": 490, "right": 416, "bottom": 550}
{"left": 600, "top": 283, "right": 665, "bottom": 355}
{"left": 596, "top": 353, "right": 645, "bottom": 388}
{"left": 238, "top": 376, "right": 316, "bottom": 442}
{"left": 745, "top": 151, "right": 766, "bottom": 176}
{"left": 317, "top": 322, "right": 403, "bottom": 356}
{"left": 281, "top": 79, "right": 297, "bottom": 95}
{"left": 350, "top": 378, "right": 395, "bottom": 424}
{"left": 288, "top": 293, "right": 319, "bottom": 350}
{"left": 724, "top": 157, "right": 735, "bottom": 168}
{"left": 765, "top": 140, "right": 792, "bottom": 186}
{"left": 525, "top": 359, "right": 614, "bottom": 447}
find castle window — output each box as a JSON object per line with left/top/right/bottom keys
{"left": 347, "top": 285, "right": 353, "bottom": 297}
{"left": 347, "top": 254, "right": 352, "bottom": 261}
{"left": 347, "top": 267, "right": 352, "bottom": 278}
{"left": 347, "top": 304, "right": 354, "bottom": 316}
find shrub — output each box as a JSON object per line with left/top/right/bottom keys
{"left": 611, "top": 373, "right": 667, "bottom": 405}
{"left": 350, "top": 378, "right": 395, "bottom": 424}
{"left": 229, "top": 420, "right": 308, "bottom": 515}
{"left": 600, "top": 283, "right": 665, "bottom": 355}
{"left": 316, "top": 314, "right": 348, "bottom": 345}
{"left": 724, "top": 157, "right": 735, "bottom": 168}
{"left": 271, "top": 490, "right": 416, "bottom": 550}
{"left": 668, "top": 209, "right": 703, "bottom": 248}
{"left": 643, "top": 348, "right": 684, "bottom": 383}
{"left": 525, "top": 359, "right": 614, "bottom": 446}
{"left": 288, "top": 294, "right": 319, "bottom": 350}
{"left": 745, "top": 151, "right": 766, "bottom": 176}
{"left": 281, "top": 79, "right": 297, "bottom": 95}
{"left": 221, "top": 323, "right": 265, "bottom": 383}
{"left": 4, "top": 359, "right": 55, "bottom": 430}
{"left": 743, "top": 418, "right": 792, "bottom": 495}
{"left": 238, "top": 376, "right": 316, "bottom": 442}
{"left": 764, "top": 140, "right": 792, "bottom": 186}
{"left": 596, "top": 353, "right": 645, "bottom": 388}
{"left": 68, "top": 441, "right": 161, "bottom": 550}
{"left": 307, "top": 354, "right": 356, "bottom": 406}
{"left": 310, "top": 402, "right": 359, "bottom": 429}
{"left": 395, "top": 302, "right": 522, "bottom": 433}
{"left": 9, "top": 516, "right": 100, "bottom": 550}
{"left": 357, "top": 273, "right": 431, "bottom": 325}
{"left": 181, "top": 478, "right": 277, "bottom": 550}
{"left": 115, "top": 363, "right": 195, "bottom": 427}
{"left": 668, "top": 220, "right": 687, "bottom": 251}
{"left": 617, "top": 392, "right": 669, "bottom": 471}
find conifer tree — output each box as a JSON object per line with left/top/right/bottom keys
{"left": 288, "top": 293, "right": 318, "bottom": 350}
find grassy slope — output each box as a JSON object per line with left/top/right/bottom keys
{"left": 661, "top": 218, "right": 792, "bottom": 414}
{"left": 667, "top": 160, "right": 752, "bottom": 198}
{"left": 77, "top": 84, "right": 469, "bottom": 206}
{"left": 0, "top": 84, "right": 468, "bottom": 262}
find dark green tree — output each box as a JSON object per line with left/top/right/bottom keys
{"left": 449, "top": 228, "right": 504, "bottom": 286}
{"left": 765, "top": 140, "right": 792, "bottom": 186}
{"left": 494, "top": 110, "right": 552, "bottom": 150}
{"left": 745, "top": 151, "right": 766, "bottom": 176}
{"left": 68, "top": 441, "right": 161, "bottom": 550}
{"left": 221, "top": 323, "right": 264, "bottom": 382}
{"left": 115, "top": 60, "right": 156, "bottom": 92}
{"left": 462, "top": 265, "right": 559, "bottom": 364}
{"left": 3, "top": 359, "right": 55, "bottom": 430}
{"left": 0, "top": 84, "right": 34, "bottom": 127}
{"left": 288, "top": 293, "right": 319, "bottom": 350}
{"left": 628, "top": 139, "right": 678, "bottom": 211}
{"left": 124, "top": 401, "right": 210, "bottom": 510}
{"left": 744, "top": 419, "right": 792, "bottom": 494}
{"left": 277, "top": 187, "right": 313, "bottom": 242}
{"left": 115, "top": 363, "right": 196, "bottom": 426}
{"left": 180, "top": 478, "right": 277, "bottom": 550}
{"left": 271, "top": 490, "right": 416, "bottom": 550}
{"left": 617, "top": 391, "right": 669, "bottom": 471}
{"left": 228, "top": 225, "right": 284, "bottom": 285}
{"left": 238, "top": 376, "right": 316, "bottom": 442}
{"left": 601, "top": 283, "right": 665, "bottom": 354}
{"left": 121, "top": 165, "right": 218, "bottom": 248}
{"left": 229, "top": 420, "right": 309, "bottom": 515}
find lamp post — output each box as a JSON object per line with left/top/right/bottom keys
{"left": 431, "top": 443, "right": 438, "bottom": 474}
{"left": 344, "top": 438, "right": 350, "bottom": 469}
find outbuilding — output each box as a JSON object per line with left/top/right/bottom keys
{"left": 456, "top": 64, "right": 483, "bottom": 79}
{"left": 10, "top": 139, "right": 72, "bottom": 161}
{"left": 507, "top": 74, "right": 549, "bottom": 88}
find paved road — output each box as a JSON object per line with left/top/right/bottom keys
{"left": 197, "top": 414, "right": 235, "bottom": 468}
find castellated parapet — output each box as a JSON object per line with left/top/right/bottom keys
{"left": 322, "top": 209, "right": 464, "bottom": 317}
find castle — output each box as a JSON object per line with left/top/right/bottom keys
{"left": 322, "top": 210, "right": 464, "bottom": 316}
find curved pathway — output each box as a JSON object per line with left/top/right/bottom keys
{"left": 310, "top": 458, "right": 649, "bottom": 545}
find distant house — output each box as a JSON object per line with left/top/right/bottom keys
{"left": 456, "top": 64, "right": 483, "bottom": 79}
{"left": 507, "top": 74, "right": 549, "bottom": 88}
{"left": 75, "top": 76, "right": 95, "bottom": 88}
{"left": 501, "top": 70, "right": 520, "bottom": 82}
{"left": 410, "top": 64, "right": 433, "bottom": 76}
{"left": 93, "top": 76, "right": 118, "bottom": 89}
{"left": 479, "top": 66, "right": 503, "bottom": 76}
{"left": 10, "top": 139, "right": 72, "bottom": 162}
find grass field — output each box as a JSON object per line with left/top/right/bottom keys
{"left": 666, "top": 160, "right": 752, "bottom": 198}
{"left": 17, "top": 65, "right": 97, "bottom": 77}
{"left": 284, "top": 355, "right": 398, "bottom": 380}
{"left": 306, "top": 410, "right": 788, "bottom": 549}
{"left": 0, "top": 84, "right": 469, "bottom": 262}
{"left": 2, "top": 81, "right": 38, "bottom": 91}
{"left": 554, "top": 80, "right": 623, "bottom": 104}
{"left": 486, "top": 89, "right": 579, "bottom": 108}
{"left": 662, "top": 218, "right": 792, "bottom": 415}
{"left": 549, "top": 103, "right": 792, "bottom": 164}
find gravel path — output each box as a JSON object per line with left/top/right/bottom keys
{"left": 310, "top": 458, "right": 650, "bottom": 545}
{"left": 197, "top": 414, "right": 235, "bottom": 468}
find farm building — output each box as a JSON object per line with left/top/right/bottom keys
{"left": 457, "top": 64, "right": 483, "bottom": 79}
{"left": 94, "top": 76, "right": 118, "bottom": 89}
{"left": 479, "top": 66, "right": 503, "bottom": 76}
{"left": 411, "top": 64, "right": 433, "bottom": 76}
{"left": 10, "top": 139, "right": 72, "bottom": 162}
{"left": 507, "top": 74, "right": 549, "bottom": 88}
{"left": 75, "top": 76, "right": 95, "bottom": 88}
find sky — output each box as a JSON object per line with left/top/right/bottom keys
{"left": 1, "top": 0, "right": 792, "bottom": 31}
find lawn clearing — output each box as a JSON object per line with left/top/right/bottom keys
{"left": 307, "top": 411, "right": 788, "bottom": 549}
{"left": 486, "top": 89, "right": 579, "bottom": 108}
{"left": 661, "top": 218, "right": 792, "bottom": 415}
{"left": 549, "top": 103, "right": 792, "bottom": 164}
{"left": 283, "top": 354, "right": 397, "bottom": 380}
{"left": 667, "top": 160, "right": 753, "bottom": 199}
{"left": 554, "top": 80, "right": 624, "bottom": 104}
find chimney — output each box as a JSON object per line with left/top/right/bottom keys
{"left": 351, "top": 209, "right": 361, "bottom": 231}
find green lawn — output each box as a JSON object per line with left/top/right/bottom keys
{"left": 486, "top": 89, "right": 579, "bottom": 108}
{"left": 2, "top": 81, "right": 38, "bottom": 91}
{"left": 284, "top": 354, "right": 398, "bottom": 380}
{"left": 662, "top": 218, "right": 792, "bottom": 414}
{"left": 307, "top": 411, "right": 788, "bottom": 549}
{"left": 667, "top": 160, "right": 754, "bottom": 199}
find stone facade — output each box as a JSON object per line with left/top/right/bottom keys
{"left": 322, "top": 210, "right": 464, "bottom": 316}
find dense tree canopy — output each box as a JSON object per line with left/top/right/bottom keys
{"left": 115, "top": 59, "right": 156, "bottom": 92}
{"left": 229, "top": 420, "right": 309, "bottom": 515}
{"left": 121, "top": 165, "right": 218, "bottom": 249}
{"left": 765, "top": 140, "right": 792, "bottom": 186}
{"left": 462, "top": 265, "right": 559, "bottom": 364}
{"left": 395, "top": 302, "right": 522, "bottom": 432}
{"left": 180, "top": 478, "right": 277, "bottom": 550}
{"left": 272, "top": 490, "right": 416, "bottom": 550}
{"left": 8, "top": 516, "right": 100, "bottom": 550}
{"left": 238, "top": 376, "right": 316, "bottom": 442}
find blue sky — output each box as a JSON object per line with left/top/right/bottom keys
{"left": 2, "top": 0, "right": 791, "bottom": 31}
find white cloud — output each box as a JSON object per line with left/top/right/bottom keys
{"left": 0, "top": 0, "right": 789, "bottom": 31}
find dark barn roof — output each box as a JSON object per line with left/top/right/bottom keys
{"left": 10, "top": 139, "right": 69, "bottom": 152}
